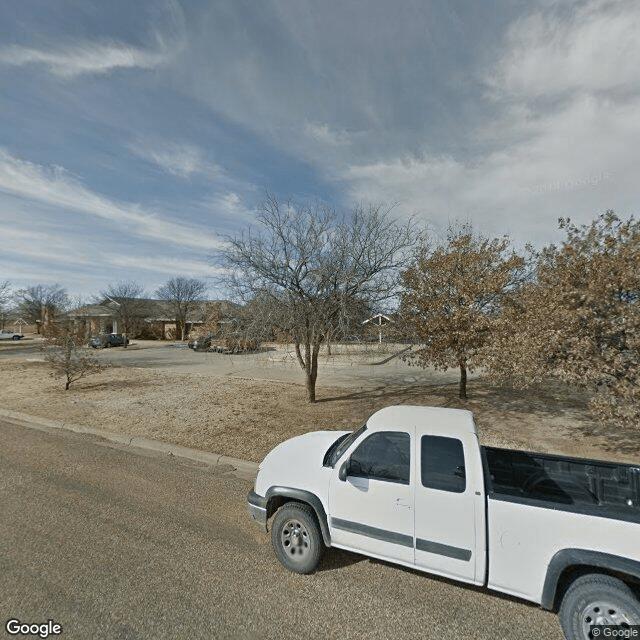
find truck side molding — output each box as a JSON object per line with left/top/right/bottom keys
{"left": 541, "top": 548, "right": 640, "bottom": 610}
{"left": 265, "top": 486, "right": 332, "bottom": 546}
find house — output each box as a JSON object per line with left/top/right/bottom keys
{"left": 67, "top": 299, "right": 241, "bottom": 340}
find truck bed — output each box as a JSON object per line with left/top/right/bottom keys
{"left": 482, "top": 446, "right": 640, "bottom": 522}
{"left": 481, "top": 446, "right": 640, "bottom": 605}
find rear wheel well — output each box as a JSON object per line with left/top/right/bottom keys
{"left": 554, "top": 566, "right": 640, "bottom": 611}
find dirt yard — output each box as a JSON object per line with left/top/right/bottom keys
{"left": 0, "top": 340, "right": 638, "bottom": 465}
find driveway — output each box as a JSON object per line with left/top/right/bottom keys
{"left": 80, "top": 340, "right": 468, "bottom": 390}
{"left": 1, "top": 419, "right": 563, "bottom": 640}
{"left": 0, "top": 338, "right": 469, "bottom": 390}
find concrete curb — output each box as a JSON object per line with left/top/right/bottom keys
{"left": 0, "top": 408, "right": 259, "bottom": 481}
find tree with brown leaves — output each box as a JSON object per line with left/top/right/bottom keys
{"left": 487, "top": 211, "right": 639, "bottom": 431}
{"left": 400, "top": 224, "right": 525, "bottom": 399}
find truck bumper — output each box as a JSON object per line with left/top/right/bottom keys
{"left": 247, "top": 490, "right": 267, "bottom": 531}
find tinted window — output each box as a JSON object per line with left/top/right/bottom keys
{"left": 421, "top": 436, "right": 466, "bottom": 493}
{"left": 349, "top": 431, "right": 410, "bottom": 485}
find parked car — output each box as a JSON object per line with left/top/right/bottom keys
{"left": 89, "top": 333, "right": 129, "bottom": 348}
{"left": 188, "top": 334, "right": 214, "bottom": 351}
{"left": 0, "top": 330, "right": 23, "bottom": 340}
{"left": 248, "top": 405, "right": 640, "bottom": 640}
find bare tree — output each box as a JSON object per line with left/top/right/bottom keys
{"left": 44, "top": 322, "right": 107, "bottom": 390}
{"left": 100, "top": 281, "right": 147, "bottom": 347}
{"left": 0, "top": 280, "right": 11, "bottom": 330}
{"left": 400, "top": 224, "right": 525, "bottom": 399}
{"left": 155, "top": 277, "right": 208, "bottom": 340}
{"left": 17, "top": 284, "right": 70, "bottom": 335}
{"left": 486, "top": 211, "right": 639, "bottom": 431}
{"left": 217, "top": 193, "right": 416, "bottom": 402}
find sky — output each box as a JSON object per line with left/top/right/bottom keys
{"left": 1, "top": 0, "right": 639, "bottom": 301}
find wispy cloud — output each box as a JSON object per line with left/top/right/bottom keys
{"left": 304, "top": 122, "right": 350, "bottom": 147}
{"left": 101, "top": 252, "right": 222, "bottom": 278}
{"left": 0, "top": 149, "right": 223, "bottom": 250}
{"left": 0, "top": 41, "right": 171, "bottom": 78}
{"left": 0, "top": 227, "right": 95, "bottom": 267}
{"left": 486, "top": 0, "right": 640, "bottom": 98}
{"left": 128, "top": 139, "right": 221, "bottom": 179}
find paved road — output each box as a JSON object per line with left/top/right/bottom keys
{"left": 1, "top": 420, "right": 563, "bottom": 640}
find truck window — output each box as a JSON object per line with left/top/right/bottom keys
{"left": 323, "top": 423, "right": 367, "bottom": 468}
{"left": 349, "top": 431, "right": 410, "bottom": 485}
{"left": 421, "top": 436, "right": 466, "bottom": 493}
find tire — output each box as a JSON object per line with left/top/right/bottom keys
{"left": 12, "top": 335, "right": 20, "bottom": 340}
{"left": 271, "top": 503, "right": 323, "bottom": 574}
{"left": 559, "top": 573, "right": 640, "bottom": 640}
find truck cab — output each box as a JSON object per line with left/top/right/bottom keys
{"left": 326, "top": 405, "right": 486, "bottom": 584}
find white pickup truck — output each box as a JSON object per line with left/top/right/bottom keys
{"left": 248, "top": 405, "right": 640, "bottom": 640}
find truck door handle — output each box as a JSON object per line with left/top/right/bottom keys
{"left": 394, "top": 498, "right": 411, "bottom": 510}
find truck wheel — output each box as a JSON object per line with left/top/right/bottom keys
{"left": 271, "top": 503, "right": 323, "bottom": 574}
{"left": 559, "top": 573, "right": 640, "bottom": 640}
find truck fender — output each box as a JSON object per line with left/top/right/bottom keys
{"left": 541, "top": 548, "right": 640, "bottom": 610}
{"left": 265, "top": 486, "right": 332, "bottom": 546}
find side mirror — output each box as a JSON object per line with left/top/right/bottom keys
{"left": 338, "top": 460, "right": 349, "bottom": 482}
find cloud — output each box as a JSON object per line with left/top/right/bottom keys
{"left": 0, "top": 227, "right": 94, "bottom": 267}
{"left": 0, "top": 41, "right": 171, "bottom": 78}
{"left": 204, "top": 191, "right": 257, "bottom": 226}
{"left": 345, "top": 88, "right": 640, "bottom": 243}
{"left": 101, "top": 252, "right": 222, "bottom": 278}
{"left": 334, "top": 0, "right": 640, "bottom": 246}
{"left": 304, "top": 123, "right": 350, "bottom": 147}
{"left": 128, "top": 139, "right": 222, "bottom": 179}
{"left": 487, "top": 0, "right": 640, "bottom": 98}
{"left": 0, "top": 149, "right": 224, "bottom": 250}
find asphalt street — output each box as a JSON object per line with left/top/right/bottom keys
{"left": 1, "top": 419, "right": 564, "bottom": 640}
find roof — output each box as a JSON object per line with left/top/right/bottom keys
{"left": 67, "top": 299, "right": 241, "bottom": 323}
{"left": 366, "top": 405, "right": 477, "bottom": 435}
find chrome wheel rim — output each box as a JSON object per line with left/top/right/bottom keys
{"left": 280, "top": 518, "right": 310, "bottom": 561}
{"left": 581, "top": 600, "right": 637, "bottom": 638}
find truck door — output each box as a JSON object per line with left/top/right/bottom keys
{"left": 329, "top": 429, "right": 414, "bottom": 565}
{"left": 414, "top": 434, "right": 483, "bottom": 584}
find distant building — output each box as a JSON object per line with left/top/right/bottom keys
{"left": 67, "top": 299, "right": 240, "bottom": 340}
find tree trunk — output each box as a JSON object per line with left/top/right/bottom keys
{"left": 295, "top": 338, "right": 321, "bottom": 403}
{"left": 305, "top": 371, "right": 316, "bottom": 403}
{"left": 459, "top": 361, "right": 467, "bottom": 400}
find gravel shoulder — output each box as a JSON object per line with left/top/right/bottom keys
{"left": 0, "top": 339, "right": 638, "bottom": 465}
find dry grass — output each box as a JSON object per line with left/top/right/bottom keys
{"left": 1, "top": 355, "right": 638, "bottom": 466}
